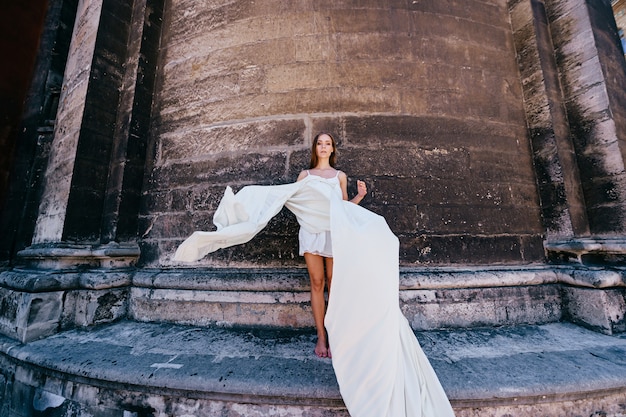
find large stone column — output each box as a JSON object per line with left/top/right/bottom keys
{"left": 509, "top": 0, "right": 589, "bottom": 240}
{"left": 22, "top": 0, "right": 162, "bottom": 268}
{"left": 511, "top": 0, "right": 626, "bottom": 262}
{"left": 510, "top": 0, "right": 626, "bottom": 334}
{"left": 542, "top": 0, "right": 626, "bottom": 263}
{"left": 0, "top": 0, "right": 164, "bottom": 342}
{"left": 141, "top": 0, "right": 546, "bottom": 268}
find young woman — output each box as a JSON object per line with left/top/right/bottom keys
{"left": 173, "top": 132, "right": 456, "bottom": 417}
{"left": 296, "top": 132, "right": 367, "bottom": 358}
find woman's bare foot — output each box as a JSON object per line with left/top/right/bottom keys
{"left": 315, "top": 338, "right": 330, "bottom": 358}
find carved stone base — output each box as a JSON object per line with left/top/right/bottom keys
{"left": 545, "top": 238, "right": 626, "bottom": 265}
{"left": 0, "top": 268, "right": 131, "bottom": 343}
{"left": 17, "top": 242, "right": 140, "bottom": 270}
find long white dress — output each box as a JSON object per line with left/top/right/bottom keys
{"left": 174, "top": 175, "right": 456, "bottom": 417}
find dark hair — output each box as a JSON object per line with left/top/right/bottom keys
{"left": 309, "top": 132, "right": 337, "bottom": 169}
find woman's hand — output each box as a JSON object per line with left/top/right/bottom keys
{"left": 356, "top": 180, "right": 367, "bottom": 197}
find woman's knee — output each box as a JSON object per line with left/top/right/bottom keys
{"left": 309, "top": 274, "right": 325, "bottom": 292}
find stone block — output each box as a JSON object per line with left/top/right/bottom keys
{"left": 0, "top": 288, "right": 64, "bottom": 343}
{"left": 33, "top": 388, "right": 68, "bottom": 414}
{"left": 62, "top": 288, "right": 128, "bottom": 329}
{"left": 0, "top": 267, "right": 134, "bottom": 341}
{"left": 339, "top": 146, "right": 470, "bottom": 180}
{"left": 152, "top": 151, "right": 288, "bottom": 187}
{"left": 160, "top": 118, "right": 304, "bottom": 162}
{"left": 130, "top": 287, "right": 314, "bottom": 328}
{"left": 401, "top": 284, "right": 562, "bottom": 330}
{"left": 562, "top": 286, "right": 626, "bottom": 334}
{"left": 545, "top": 238, "right": 626, "bottom": 265}
{"left": 399, "top": 234, "right": 545, "bottom": 265}
{"left": 339, "top": 115, "right": 521, "bottom": 152}
{"left": 415, "top": 204, "right": 542, "bottom": 235}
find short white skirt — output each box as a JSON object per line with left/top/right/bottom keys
{"left": 298, "top": 228, "right": 333, "bottom": 257}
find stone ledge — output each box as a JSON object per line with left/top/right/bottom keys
{"left": 4, "top": 265, "right": 621, "bottom": 294}
{"left": 133, "top": 268, "right": 309, "bottom": 291}
{"left": 132, "top": 265, "right": 626, "bottom": 291}
{"left": 0, "top": 269, "right": 132, "bottom": 292}
{"left": 17, "top": 243, "right": 141, "bottom": 270}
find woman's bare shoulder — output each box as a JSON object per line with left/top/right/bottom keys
{"left": 296, "top": 170, "right": 308, "bottom": 181}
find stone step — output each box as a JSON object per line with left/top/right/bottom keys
{"left": 3, "top": 265, "right": 624, "bottom": 344}
{"left": 1, "top": 320, "right": 626, "bottom": 416}
{"left": 130, "top": 266, "right": 567, "bottom": 330}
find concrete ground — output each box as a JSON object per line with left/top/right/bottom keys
{"left": 2, "top": 320, "right": 626, "bottom": 415}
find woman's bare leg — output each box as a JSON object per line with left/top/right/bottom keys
{"left": 325, "top": 257, "right": 333, "bottom": 294}
{"left": 324, "top": 256, "right": 333, "bottom": 358}
{"left": 304, "top": 253, "right": 329, "bottom": 357}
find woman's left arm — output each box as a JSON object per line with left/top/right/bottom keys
{"left": 339, "top": 172, "right": 367, "bottom": 204}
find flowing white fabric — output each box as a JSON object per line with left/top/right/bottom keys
{"left": 174, "top": 176, "right": 455, "bottom": 417}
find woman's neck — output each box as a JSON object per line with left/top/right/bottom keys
{"left": 314, "top": 159, "right": 332, "bottom": 170}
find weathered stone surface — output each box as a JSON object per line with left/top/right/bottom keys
{"left": 4, "top": 1, "right": 626, "bottom": 413}
{"left": 131, "top": 288, "right": 314, "bottom": 328}
{"left": 112, "top": 266, "right": 626, "bottom": 330}
{"left": 3, "top": 320, "right": 626, "bottom": 416}
{"left": 143, "top": 0, "right": 542, "bottom": 266}
{"left": 0, "top": 268, "right": 133, "bottom": 342}
{"left": 151, "top": 151, "right": 290, "bottom": 187}
{"left": 509, "top": 0, "right": 592, "bottom": 240}
{"left": 160, "top": 119, "right": 305, "bottom": 162}
{"left": 398, "top": 234, "right": 545, "bottom": 265}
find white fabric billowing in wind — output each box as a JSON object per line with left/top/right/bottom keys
{"left": 173, "top": 175, "right": 456, "bottom": 417}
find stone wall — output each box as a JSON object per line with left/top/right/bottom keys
{"left": 140, "top": 0, "right": 545, "bottom": 267}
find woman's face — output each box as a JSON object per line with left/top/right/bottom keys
{"left": 316, "top": 134, "right": 334, "bottom": 159}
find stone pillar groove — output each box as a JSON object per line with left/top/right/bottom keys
{"left": 62, "top": 0, "right": 135, "bottom": 242}
{"left": 101, "top": 0, "right": 164, "bottom": 243}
